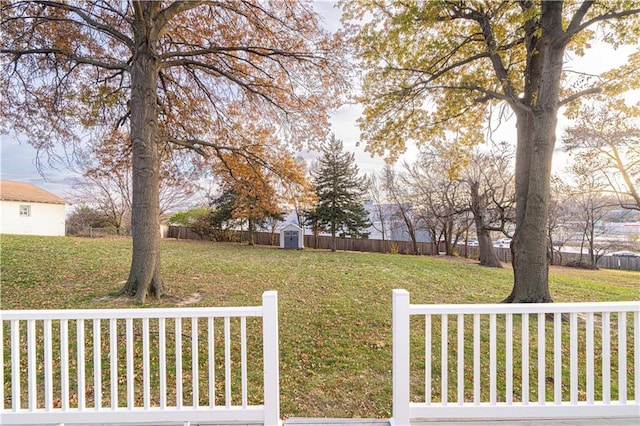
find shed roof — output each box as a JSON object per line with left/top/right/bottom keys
{"left": 280, "top": 223, "right": 303, "bottom": 231}
{"left": 0, "top": 180, "right": 67, "bottom": 205}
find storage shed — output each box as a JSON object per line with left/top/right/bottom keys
{"left": 279, "top": 223, "right": 304, "bottom": 249}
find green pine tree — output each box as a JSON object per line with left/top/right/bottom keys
{"left": 307, "top": 134, "right": 371, "bottom": 251}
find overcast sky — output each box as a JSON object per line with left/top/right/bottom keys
{"left": 1, "top": 2, "right": 637, "bottom": 202}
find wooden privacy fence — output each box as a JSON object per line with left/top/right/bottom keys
{"left": 168, "top": 227, "right": 640, "bottom": 271}
{"left": 392, "top": 290, "right": 639, "bottom": 425}
{"left": 0, "top": 291, "right": 280, "bottom": 426}
{"left": 303, "top": 235, "right": 436, "bottom": 254}
{"left": 168, "top": 226, "right": 437, "bottom": 255}
{"left": 595, "top": 255, "right": 640, "bottom": 271}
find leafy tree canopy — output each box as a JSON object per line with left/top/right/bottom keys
{"left": 342, "top": 0, "right": 640, "bottom": 160}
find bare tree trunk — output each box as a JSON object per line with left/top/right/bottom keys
{"left": 331, "top": 222, "right": 337, "bottom": 252}
{"left": 429, "top": 229, "right": 439, "bottom": 255}
{"left": 477, "top": 228, "right": 500, "bottom": 266}
{"left": 443, "top": 221, "right": 452, "bottom": 255}
{"left": 579, "top": 231, "right": 586, "bottom": 263}
{"left": 405, "top": 220, "right": 418, "bottom": 255}
{"left": 588, "top": 224, "right": 596, "bottom": 266}
{"left": 477, "top": 226, "right": 501, "bottom": 267}
{"left": 379, "top": 213, "right": 388, "bottom": 253}
{"left": 506, "top": 2, "right": 563, "bottom": 303}
{"left": 248, "top": 217, "right": 255, "bottom": 246}
{"left": 118, "top": 2, "right": 162, "bottom": 302}
{"left": 547, "top": 227, "right": 555, "bottom": 265}
{"left": 470, "top": 182, "right": 502, "bottom": 267}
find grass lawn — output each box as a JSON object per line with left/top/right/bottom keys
{"left": 1, "top": 234, "right": 638, "bottom": 418}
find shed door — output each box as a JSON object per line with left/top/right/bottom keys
{"left": 284, "top": 230, "right": 298, "bottom": 248}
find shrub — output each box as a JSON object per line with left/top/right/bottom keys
{"left": 564, "top": 260, "right": 599, "bottom": 270}
{"left": 388, "top": 243, "right": 399, "bottom": 255}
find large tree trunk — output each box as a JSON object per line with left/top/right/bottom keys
{"left": 118, "top": 2, "right": 163, "bottom": 303}
{"left": 508, "top": 109, "right": 555, "bottom": 302}
{"left": 506, "top": 2, "right": 564, "bottom": 303}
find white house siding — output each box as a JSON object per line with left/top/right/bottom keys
{"left": 0, "top": 200, "right": 66, "bottom": 236}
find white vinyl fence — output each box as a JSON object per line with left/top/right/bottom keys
{"left": 392, "top": 289, "right": 639, "bottom": 425}
{"left": 0, "top": 291, "right": 280, "bottom": 425}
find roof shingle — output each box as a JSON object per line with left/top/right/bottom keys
{"left": 0, "top": 180, "right": 67, "bottom": 205}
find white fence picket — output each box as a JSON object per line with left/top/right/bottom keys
{"left": 456, "top": 314, "right": 464, "bottom": 405}
{"left": 93, "top": 319, "right": 102, "bottom": 410}
{"left": 11, "top": 320, "right": 19, "bottom": 411}
{"left": 472, "top": 314, "right": 480, "bottom": 405}
{"left": 142, "top": 317, "right": 150, "bottom": 409}
{"left": 424, "top": 314, "right": 431, "bottom": 405}
{"left": 522, "top": 312, "right": 529, "bottom": 405}
{"left": 441, "top": 314, "right": 447, "bottom": 405}
{"left": 537, "top": 312, "right": 545, "bottom": 404}
{"left": 570, "top": 312, "right": 578, "bottom": 404}
{"left": 241, "top": 316, "right": 248, "bottom": 408}
{"left": 505, "top": 313, "right": 513, "bottom": 405}
{"left": 224, "top": 315, "right": 231, "bottom": 408}
{"left": 619, "top": 312, "right": 627, "bottom": 403}
{"left": 109, "top": 318, "right": 117, "bottom": 410}
{"left": 27, "top": 319, "right": 36, "bottom": 411}
{"left": 490, "top": 313, "right": 497, "bottom": 405}
{"left": 208, "top": 316, "right": 215, "bottom": 409}
{"left": 602, "top": 311, "right": 611, "bottom": 403}
{"left": 553, "top": 313, "right": 562, "bottom": 404}
{"left": 586, "top": 312, "right": 594, "bottom": 404}
{"left": 192, "top": 317, "right": 199, "bottom": 409}
{"left": 175, "top": 317, "right": 183, "bottom": 409}
{"left": 159, "top": 317, "right": 167, "bottom": 409}
{"left": 44, "top": 319, "right": 53, "bottom": 410}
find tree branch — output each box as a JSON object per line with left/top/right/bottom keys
{"left": 32, "top": 0, "right": 134, "bottom": 47}
{"left": 155, "top": 1, "right": 206, "bottom": 38}
{"left": 2, "top": 47, "right": 128, "bottom": 70}
{"left": 565, "top": 1, "right": 594, "bottom": 36}
{"left": 160, "top": 45, "right": 321, "bottom": 63}
{"left": 559, "top": 87, "right": 602, "bottom": 106}
{"left": 160, "top": 57, "right": 295, "bottom": 115}
{"left": 563, "top": 5, "right": 640, "bottom": 42}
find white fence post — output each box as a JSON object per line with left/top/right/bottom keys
{"left": 262, "top": 291, "right": 281, "bottom": 426}
{"left": 392, "top": 289, "right": 410, "bottom": 426}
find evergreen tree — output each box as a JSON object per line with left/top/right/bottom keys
{"left": 308, "top": 134, "right": 371, "bottom": 251}
{"left": 208, "top": 190, "right": 240, "bottom": 241}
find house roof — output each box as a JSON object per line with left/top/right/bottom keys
{"left": 0, "top": 180, "right": 67, "bottom": 205}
